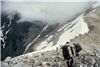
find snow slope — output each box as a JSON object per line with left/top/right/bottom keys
{"left": 26, "top": 13, "right": 89, "bottom": 56}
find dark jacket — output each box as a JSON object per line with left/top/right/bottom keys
{"left": 62, "top": 45, "right": 70, "bottom": 60}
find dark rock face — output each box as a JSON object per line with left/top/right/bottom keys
{"left": 1, "top": 12, "right": 59, "bottom": 61}
{"left": 0, "top": 13, "right": 39, "bottom": 60}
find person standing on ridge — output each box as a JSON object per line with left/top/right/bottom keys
{"left": 61, "top": 42, "right": 73, "bottom": 67}
{"left": 61, "top": 42, "right": 82, "bottom": 67}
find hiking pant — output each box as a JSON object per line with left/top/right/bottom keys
{"left": 66, "top": 57, "right": 73, "bottom": 67}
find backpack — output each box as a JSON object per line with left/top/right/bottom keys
{"left": 74, "top": 43, "right": 82, "bottom": 53}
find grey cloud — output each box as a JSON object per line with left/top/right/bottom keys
{"left": 1, "top": 1, "right": 94, "bottom": 24}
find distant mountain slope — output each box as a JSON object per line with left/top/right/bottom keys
{"left": 27, "top": 13, "right": 89, "bottom": 53}
{"left": 71, "top": 6, "right": 100, "bottom": 51}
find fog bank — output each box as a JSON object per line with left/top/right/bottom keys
{"left": 2, "top": 2, "right": 93, "bottom": 24}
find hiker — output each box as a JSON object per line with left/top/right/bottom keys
{"left": 61, "top": 42, "right": 73, "bottom": 67}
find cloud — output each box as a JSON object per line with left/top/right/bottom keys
{"left": 1, "top": 1, "right": 93, "bottom": 24}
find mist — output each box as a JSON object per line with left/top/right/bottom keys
{"left": 1, "top": 1, "right": 94, "bottom": 24}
